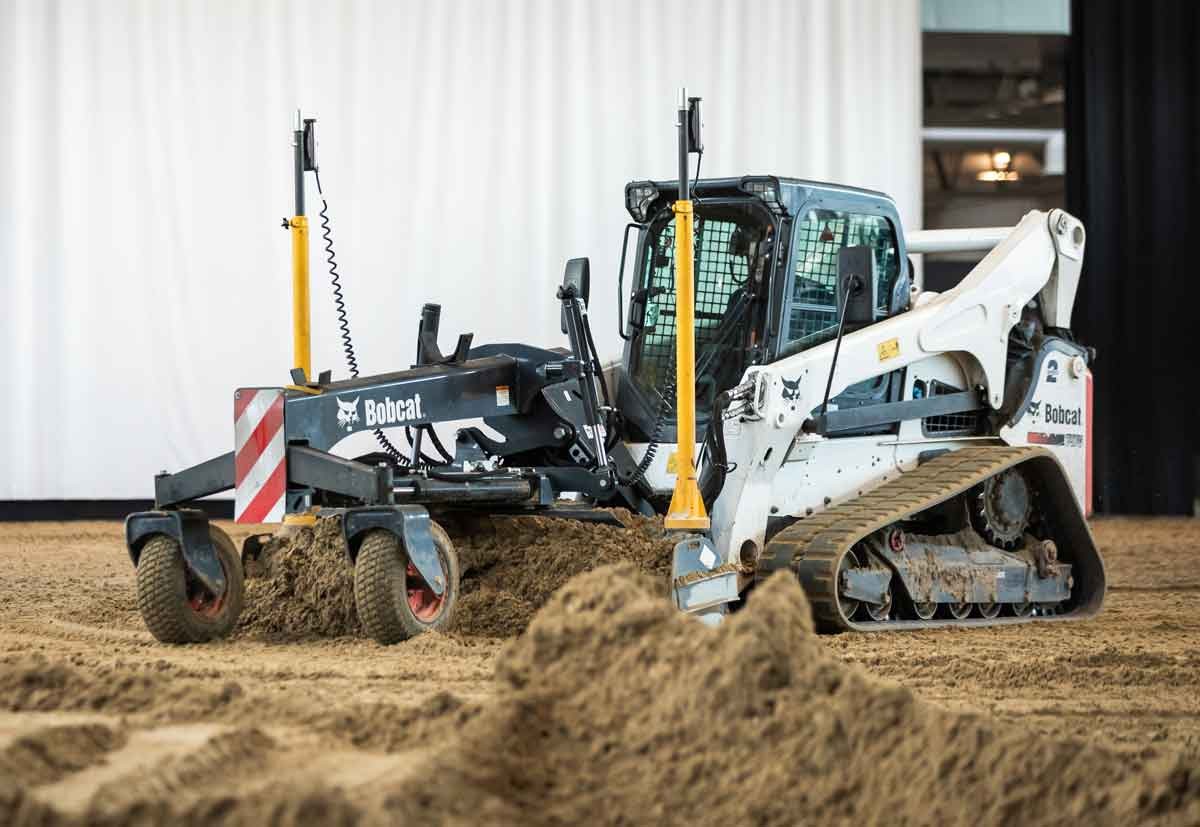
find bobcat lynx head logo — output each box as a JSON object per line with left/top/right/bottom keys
{"left": 1027, "top": 400, "right": 1042, "bottom": 421}
{"left": 781, "top": 376, "right": 803, "bottom": 401}
{"left": 335, "top": 396, "right": 360, "bottom": 432}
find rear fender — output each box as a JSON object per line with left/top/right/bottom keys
{"left": 124, "top": 508, "right": 227, "bottom": 597}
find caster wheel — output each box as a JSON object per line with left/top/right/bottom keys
{"left": 354, "top": 524, "right": 460, "bottom": 644}
{"left": 136, "top": 525, "right": 245, "bottom": 644}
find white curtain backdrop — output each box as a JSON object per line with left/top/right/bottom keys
{"left": 0, "top": 0, "right": 920, "bottom": 501}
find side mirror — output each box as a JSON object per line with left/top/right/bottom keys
{"left": 836, "top": 246, "right": 877, "bottom": 327}
{"left": 560, "top": 257, "right": 591, "bottom": 334}
{"left": 561, "top": 257, "right": 590, "bottom": 305}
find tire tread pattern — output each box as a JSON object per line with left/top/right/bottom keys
{"left": 136, "top": 526, "right": 244, "bottom": 644}
{"left": 354, "top": 525, "right": 460, "bottom": 645}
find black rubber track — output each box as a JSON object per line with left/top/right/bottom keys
{"left": 765, "top": 445, "right": 1106, "bottom": 632}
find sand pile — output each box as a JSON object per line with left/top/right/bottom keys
{"left": 238, "top": 511, "right": 674, "bottom": 640}
{"left": 238, "top": 516, "right": 360, "bottom": 639}
{"left": 0, "top": 654, "right": 246, "bottom": 720}
{"left": 446, "top": 512, "right": 673, "bottom": 636}
{"left": 374, "top": 566, "right": 1200, "bottom": 826}
{"left": 4, "top": 565, "right": 1199, "bottom": 825}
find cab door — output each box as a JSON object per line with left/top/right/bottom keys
{"left": 771, "top": 194, "right": 910, "bottom": 435}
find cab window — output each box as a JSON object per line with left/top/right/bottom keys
{"left": 783, "top": 209, "right": 899, "bottom": 352}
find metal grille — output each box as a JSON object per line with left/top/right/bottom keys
{"left": 922, "top": 380, "right": 982, "bottom": 436}
{"left": 639, "top": 219, "right": 749, "bottom": 389}
{"left": 787, "top": 211, "right": 899, "bottom": 348}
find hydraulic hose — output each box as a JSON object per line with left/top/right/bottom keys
{"left": 313, "top": 171, "right": 445, "bottom": 467}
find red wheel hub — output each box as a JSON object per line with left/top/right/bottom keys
{"left": 187, "top": 560, "right": 227, "bottom": 619}
{"left": 406, "top": 562, "right": 445, "bottom": 622}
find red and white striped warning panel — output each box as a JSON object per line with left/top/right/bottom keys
{"left": 234, "top": 388, "right": 287, "bottom": 524}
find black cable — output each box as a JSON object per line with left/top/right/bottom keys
{"left": 628, "top": 358, "right": 676, "bottom": 485}
{"left": 404, "top": 425, "right": 453, "bottom": 466}
{"left": 423, "top": 425, "right": 455, "bottom": 464}
{"left": 689, "top": 150, "right": 703, "bottom": 201}
{"left": 819, "top": 275, "right": 863, "bottom": 417}
{"left": 313, "top": 170, "right": 409, "bottom": 465}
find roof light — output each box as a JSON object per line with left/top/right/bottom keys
{"left": 625, "top": 181, "right": 660, "bottom": 223}
{"left": 738, "top": 176, "right": 786, "bottom": 213}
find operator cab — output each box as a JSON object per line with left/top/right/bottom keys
{"left": 618, "top": 176, "right": 910, "bottom": 444}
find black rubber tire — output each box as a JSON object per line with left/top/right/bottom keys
{"left": 354, "top": 524, "right": 460, "bottom": 645}
{"left": 136, "top": 525, "right": 245, "bottom": 644}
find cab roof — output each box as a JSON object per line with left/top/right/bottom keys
{"left": 624, "top": 175, "right": 897, "bottom": 223}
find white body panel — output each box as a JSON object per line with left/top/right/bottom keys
{"left": 1000, "top": 353, "right": 1093, "bottom": 514}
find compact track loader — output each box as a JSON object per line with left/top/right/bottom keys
{"left": 125, "top": 96, "right": 1103, "bottom": 643}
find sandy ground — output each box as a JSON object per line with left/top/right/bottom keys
{"left": 1, "top": 516, "right": 1198, "bottom": 823}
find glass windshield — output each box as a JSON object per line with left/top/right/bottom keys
{"left": 784, "top": 209, "right": 899, "bottom": 353}
{"left": 629, "top": 203, "right": 774, "bottom": 416}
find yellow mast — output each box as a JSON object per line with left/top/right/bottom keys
{"left": 290, "top": 111, "right": 312, "bottom": 381}
{"left": 665, "top": 90, "right": 710, "bottom": 531}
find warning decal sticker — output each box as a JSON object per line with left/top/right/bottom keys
{"left": 877, "top": 338, "right": 900, "bottom": 362}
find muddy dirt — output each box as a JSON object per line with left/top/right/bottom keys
{"left": 0, "top": 516, "right": 1198, "bottom": 824}
{"left": 239, "top": 516, "right": 360, "bottom": 640}
{"left": 234, "top": 511, "right": 674, "bottom": 640}
{"left": 446, "top": 512, "right": 673, "bottom": 636}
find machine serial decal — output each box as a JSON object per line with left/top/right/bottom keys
{"left": 1028, "top": 431, "right": 1083, "bottom": 447}
{"left": 335, "top": 396, "right": 361, "bottom": 431}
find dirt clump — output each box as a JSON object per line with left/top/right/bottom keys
{"left": 378, "top": 565, "right": 1200, "bottom": 826}
{"left": 0, "top": 723, "right": 125, "bottom": 786}
{"left": 304, "top": 690, "right": 482, "bottom": 753}
{"left": 89, "top": 728, "right": 278, "bottom": 814}
{"left": 238, "top": 516, "right": 360, "bottom": 639}
{"left": 0, "top": 654, "right": 245, "bottom": 719}
{"left": 445, "top": 511, "right": 673, "bottom": 637}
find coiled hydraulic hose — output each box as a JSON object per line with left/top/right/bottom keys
{"left": 628, "top": 361, "right": 676, "bottom": 484}
{"left": 314, "top": 171, "right": 431, "bottom": 466}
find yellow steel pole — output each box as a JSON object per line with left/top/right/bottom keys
{"left": 664, "top": 95, "right": 710, "bottom": 530}
{"left": 290, "top": 215, "right": 311, "bottom": 380}
{"left": 284, "top": 113, "right": 317, "bottom": 529}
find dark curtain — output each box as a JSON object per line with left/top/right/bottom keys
{"left": 1067, "top": 0, "right": 1200, "bottom": 514}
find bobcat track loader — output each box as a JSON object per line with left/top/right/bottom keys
{"left": 126, "top": 97, "right": 1103, "bottom": 644}
{"left": 650, "top": 189, "right": 1104, "bottom": 629}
